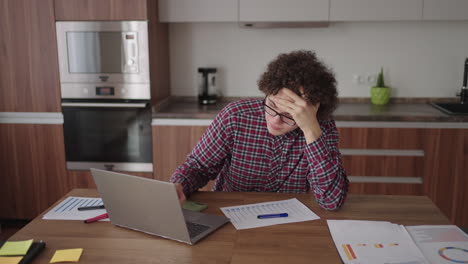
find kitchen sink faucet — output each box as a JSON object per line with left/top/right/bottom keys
{"left": 460, "top": 58, "right": 468, "bottom": 104}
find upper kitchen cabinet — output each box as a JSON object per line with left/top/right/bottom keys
{"left": 239, "top": 0, "right": 329, "bottom": 22}
{"left": 54, "top": 0, "right": 148, "bottom": 20}
{"left": 158, "top": 0, "right": 238, "bottom": 22}
{"left": 330, "top": 0, "right": 423, "bottom": 21}
{"left": 0, "top": 0, "right": 61, "bottom": 112}
{"left": 423, "top": 0, "right": 468, "bottom": 20}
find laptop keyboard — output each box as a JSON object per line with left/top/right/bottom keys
{"left": 186, "top": 222, "right": 210, "bottom": 238}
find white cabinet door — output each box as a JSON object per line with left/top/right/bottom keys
{"left": 158, "top": 0, "right": 238, "bottom": 22}
{"left": 423, "top": 0, "right": 468, "bottom": 20}
{"left": 239, "top": 0, "right": 329, "bottom": 22}
{"left": 330, "top": 0, "right": 423, "bottom": 21}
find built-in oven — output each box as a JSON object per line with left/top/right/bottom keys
{"left": 56, "top": 21, "right": 153, "bottom": 172}
{"left": 61, "top": 99, "right": 153, "bottom": 172}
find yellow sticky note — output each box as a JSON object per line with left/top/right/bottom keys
{"left": 0, "top": 257, "right": 23, "bottom": 264}
{"left": 50, "top": 248, "right": 83, "bottom": 263}
{"left": 0, "top": 240, "right": 33, "bottom": 256}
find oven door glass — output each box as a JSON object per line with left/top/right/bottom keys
{"left": 62, "top": 103, "right": 152, "bottom": 166}
{"left": 66, "top": 32, "right": 123, "bottom": 73}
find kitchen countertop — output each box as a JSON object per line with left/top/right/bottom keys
{"left": 153, "top": 97, "right": 468, "bottom": 122}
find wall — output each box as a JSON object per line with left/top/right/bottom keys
{"left": 169, "top": 21, "right": 468, "bottom": 98}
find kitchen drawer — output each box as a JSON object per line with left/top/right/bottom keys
{"left": 338, "top": 127, "right": 424, "bottom": 149}
{"left": 348, "top": 183, "right": 423, "bottom": 195}
{"left": 342, "top": 156, "right": 425, "bottom": 178}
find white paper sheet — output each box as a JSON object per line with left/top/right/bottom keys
{"left": 220, "top": 198, "right": 319, "bottom": 230}
{"left": 42, "top": 196, "right": 109, "bottom": 221}
{"left": 406, "top": 225, "right": 468, "bottom": 264}
{"left": 327, "top": 220, "right": 429, "bottom": 264}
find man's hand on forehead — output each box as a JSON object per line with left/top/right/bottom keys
{"left": 269, "top": 87, "right": 322, "bottom": 143}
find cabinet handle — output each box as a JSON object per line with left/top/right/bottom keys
{"left": 61, "top": 102, "right": 147, "bottom": 108}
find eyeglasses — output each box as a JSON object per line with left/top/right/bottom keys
{"left": 263, "top": 99, "right": 296, "bottom": 126}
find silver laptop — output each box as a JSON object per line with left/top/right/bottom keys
{"left": 90, "top": 168, "right": 229, "bottom": 245}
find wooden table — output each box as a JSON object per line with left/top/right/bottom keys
{"left": 10, "top": 189, "right": 450, "bottom": 264}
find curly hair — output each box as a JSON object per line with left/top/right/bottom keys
{"left": 258, "top": 50, "right": 338, "bottom": 120}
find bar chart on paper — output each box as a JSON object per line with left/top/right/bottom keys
{"left": 43, "top": 196, "right": 109, "bottom": 221}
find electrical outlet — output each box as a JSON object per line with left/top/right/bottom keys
{"left": 352, "top": 75, "right": 359, "bottom": 84}
{"left": 353, "top": 74, "right": 365, "bottom": 85}
{"left": 367, "top": 74, "right": 377, "bottom": 85}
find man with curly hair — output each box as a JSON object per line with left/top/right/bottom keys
{"left": 170, "top": 50, "right": 349, "bottom": 210}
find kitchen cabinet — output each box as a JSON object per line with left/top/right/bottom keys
{"left": 0, "top": 0, "right": 65, "bottom": 220}
{"left": 423, "top": 129, "right": 468, "bottom": 228}
{"left": 152, "top": 119, "right": 468, "bottom": 226}
{"left": 0, "top": 124, "right": 69, "bottom": 219}
{"left": 339, "top": 126, "right": 468, "bottom": 227}
{"left": 239, "top": 0, "right": 329, "bottom": 22}
{"left": 0, "top": 0, "right": 61, "bottom": 112}
{"left": 157, "top": 0, "right": 468, "bottom": 23}
{"left": 152, "top": 124, "right": 215, "bottom": 191}
{"left": 422, "top": 0, "right": 468, "bottom": 20}
{"left": 330, "top": 0, "right": 423, "bottom": 21}
{"left": 158, "top": 0, "right": 238, "bottom": 22}
{"left": 338, "top": 127, "right": 425, "bottom": 195}
{"left": 153, "top": 124, "right": 426, "bottom": 196}
{"left": 54, "top": 0, "right": 148, "bottom": 20}
{"left": 153, "top": 124, "right": 425, "bottom": 195}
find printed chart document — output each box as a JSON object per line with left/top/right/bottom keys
{"left": 43, "top": 196, "right": 109, "bottom": 221}
{"left": 327, "top": 220, "right": 429, "bottom": 264}
{"left": 220, "top": 198, "right": 319, "bottom": 230}
{"left": 406, "top": 225, "right": 468, "bottom": 264}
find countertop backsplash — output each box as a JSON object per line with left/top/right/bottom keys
{"left": 168, "top": 21, "right": 468, "bottom": 99}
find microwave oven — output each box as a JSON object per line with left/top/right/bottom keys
{"left": 56, "top": 21, "right": 150, "bottom": 100}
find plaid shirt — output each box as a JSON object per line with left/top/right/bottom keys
{"left": 170, "top": 99, "right": 349, "bottom": 210}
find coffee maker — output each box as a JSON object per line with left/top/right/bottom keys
{"left": 198, "top": 67, "right": 218, "bottom": 105}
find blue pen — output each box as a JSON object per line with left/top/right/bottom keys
{"left": 257, "top": 213, "right": 289, "bottom": 219}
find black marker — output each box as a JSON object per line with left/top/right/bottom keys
{"left": 78, "top": 205, "right": 105, "bottom": 211}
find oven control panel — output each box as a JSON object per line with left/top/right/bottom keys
{"left": 61, "top": 83, "right": 150, "bottom": 100}
{"left": 96, "top": 87, "right": 115, "bottom": 96}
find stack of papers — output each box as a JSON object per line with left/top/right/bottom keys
{"left": 327, "top": 220, "right": 468, "bottom": 264}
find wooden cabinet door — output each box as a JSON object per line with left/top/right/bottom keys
{"left": 0, "top": 124, "right": 68, "bottom": 219}
{"left": 153, "top": 125, "right": 208, "bottom": 181}
{"left": 330, "top": 0, "right": 423, "bottom": 21}
{"left": 0, "top": 0, "right": 61, "bottom": 112}
{"left": 423, "top": 0, "right": 468, "bottom": 20}
{"left": 239, "top": 0, "right": 329, "bottom": 22}
{"left": 338, "top": 127, "right": 425, "bottom": 195}
{"left": 159, "top": 0, "right": 237, "bottom": 22}
{"left": 153, "top": 125, "right": 217, "bottom": 191}
{"left": 423, "top": 129, "right": 468, "bottom": 227}
{"left": 54, "top": 0, "right": 148, "bottom": 20}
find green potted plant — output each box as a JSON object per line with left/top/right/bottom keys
{"left": 370, "top": 67, "right": 391, "bottom": 105}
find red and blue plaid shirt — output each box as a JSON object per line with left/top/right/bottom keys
{"left": 170, "top": 99, "right": 349, "bottom": 210}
